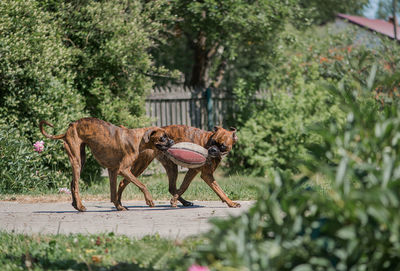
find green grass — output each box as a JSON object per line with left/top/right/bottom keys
{"left": 0, "top": 170, "right": 261, "bottom": 202}
{"left": 0, "top": 231, "right": 200, "bottom": 271}
{"left": 83, "top": 171, "right": 261, "bottom": 202}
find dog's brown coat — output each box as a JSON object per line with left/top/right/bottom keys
{"left": 117, "top": 125, "right": 240, "bottom": 208}
{"left": 40, "top": 117, "right": 172, "bottom": 211}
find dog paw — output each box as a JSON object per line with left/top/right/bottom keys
{"left": 170, "top": 198, "right": 178, "bottom": 208}
{"left": 72, "top": 203, "right": 87, "bottom": 212}
{"left": 116, "top": 205, "right": 128, "bottom": 211}
{"left": 182, "top": 201, "right": 194, "bottom": 207}
{"left": 229, "top": 202, "right": 241, "bottom": 208}
{"left": 146, "top": 200, "right": 155, "bottom": 207}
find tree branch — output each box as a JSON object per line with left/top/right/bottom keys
{"left": 207, "top": 42, "right": 220, "bottom": 59}
{"left": 212, "top": 59, "right": 227, "bottom": 89}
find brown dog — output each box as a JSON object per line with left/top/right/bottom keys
{"left": 116, "top": 125, "right": 240, "bottom": 208}
{"left": 39, "top": 118, "right": 173, "bottom": 212}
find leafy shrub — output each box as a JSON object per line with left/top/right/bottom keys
{"left": 228, "top": 79, "right": 342, "bottom": 176}
{"left": 43, "top": 0, "right": 171, "bottom": 128}
{"left": 186, "top": 77, "right": 400, "bottom": 270}
{"left": 0, "top": 0, "right": 172, "bottom": 187}
{"left": 228, "top": 24, "right": 400, "bottom": 175}
{"left": 0, "top": 0, "right": 94, "bottom": 186}
{"left": 0, "top": 121, "right": 68, "bottom": 193}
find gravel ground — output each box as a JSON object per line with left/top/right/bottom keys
{"left": 0, "top": 200, "right": 253, "bottom": 239}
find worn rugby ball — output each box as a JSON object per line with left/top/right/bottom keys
{"left": 166, "top": 142, "right": 208, "bottom": 168}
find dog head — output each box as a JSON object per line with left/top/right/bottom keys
{"left": 207, "top": 126, "right": 238, "bottom": 158}
{"left": 143, "top": 127, "right": 174, "bottom": 151}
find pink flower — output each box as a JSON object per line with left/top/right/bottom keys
{"left": 188, "top": 264, "right": 210, "bottom": 271}
{"left": 33, "top": 140, "right": 45, "bottom": 153}
{"left": 58, "top": 187, "right": 71, "bottom": 195}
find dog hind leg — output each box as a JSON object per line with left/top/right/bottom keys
{"left": 170, "top": 169, "right": 199, "bottom": 207}
{"left": 117, "top": 179, "right": 130, "bottom": 208}
{"left": 108, "top": 169, "right": 126, "bottom": 211}
{"left": 80, "top": 143, "right": 86, "bottom": 174}
{"left": 158, "top": 156, "right": 194, "bottom": 207}
{"left": 64, "top": 140, "right": 86, "bottom": 212}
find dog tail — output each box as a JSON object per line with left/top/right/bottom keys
{"left": 39, "top": 120, "right": 65, "bottom": 140}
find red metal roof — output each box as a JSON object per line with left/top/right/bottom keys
{"left": 337, "top": 13, "right": 400, "bottom": 40}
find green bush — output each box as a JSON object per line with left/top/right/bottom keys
{"left": 0, "top": 0, "right": 91, "bottom": 188}
{"left": 44, "top": 0, "right": 171, "bottom": 128}
{"left": 186, "top": 76, "right": 400, "bottom": 270}
{"left": 0, "top": 121, "right": 68, "bottom": 193}
{"left": 0, "top": 0, "right": 172, "bottom": 189}
{"left": 228, "top": 25, "right": 400, "bottom": 176}
{"left": 228, "top": 78, "right": 342, "bottom": 176}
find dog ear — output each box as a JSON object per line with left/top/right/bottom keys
{"left": 213, "top": 126, "right": 222, "bottom": 132}
{"left": 233, "top": 132, "right": 238, "bottom": 142}
{"left": 230, "top": 127, "right": 238, "bottom": 142}
{"left": 143, "top": 128, "right": 158, "bottom": 143}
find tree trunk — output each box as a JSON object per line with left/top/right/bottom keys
{"left": 189, "top": 33, "right": 227, "bottom": 88}
{"left": 190, "top": 32, "right": 210, "bottom": 87}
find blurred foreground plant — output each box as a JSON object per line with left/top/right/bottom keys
{"left": 188, "top": 73, "right": 400, "bottom": 270}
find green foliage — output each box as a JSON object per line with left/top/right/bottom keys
{"left": 187, "top": 73, "right": 400, "bottom": 271}
{"left": 152, "top": 0, "right": 368, "bottom": 89}
{"left": 228, "top": 84, "right": 341, "bottom": 176}
{"left": 154, "top": 0, "right": 303, "bottom": 88}
{"left": 46, "top": 0, "right": 170, "bottom": 128}
{"left": 0, "top": 0, "right": 90, "bottom": 186}
{"left": 298, "top": 0, "right": 369, "bottom": 25}
{"left": 0, "top": 121, "right": 68, "bottom": 193}
{"left": 228, "top": 24, "right": 400, "bottom": 176}
{"left": 0, "top": 0, "right": 172, "bottom": 187}
{"left": 0, "top": 231, "right": 200, "bottom": 270}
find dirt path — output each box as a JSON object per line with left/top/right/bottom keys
{"left": 0, "top": 200, "right": 253, "bottom": 239}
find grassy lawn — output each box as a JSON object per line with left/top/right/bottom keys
{"left": 84, "top": 171, "right": 261, "bottom": 201}
{"left": 0, "top": 170, "right": 262, "bottom": 203}
{"left": 0, "top": 231, "right": 199, "bottom": 271}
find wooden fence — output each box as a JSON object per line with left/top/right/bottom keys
{"left": 146, "top": 86, "right": 239, "bottom": 130}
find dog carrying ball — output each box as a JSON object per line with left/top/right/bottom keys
{"left": 165, "top": 142, "right": 208, "bottom": 168}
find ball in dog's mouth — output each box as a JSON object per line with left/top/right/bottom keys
{"left": 165, "top": 142, "right": 208, "bottom": 168}
{"left": 156, "top": 139, "right": 174, "bottom": 151}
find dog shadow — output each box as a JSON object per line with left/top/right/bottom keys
{"left": 123, "top": 204, "right": 205, "bottom": 211}
{"left": 33, "top": 203, "right": 205, "bottom": 214}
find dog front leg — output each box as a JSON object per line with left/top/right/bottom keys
{"left": 116, "top": 151, "right": 155, "bottom": 207}
{"left": 120, "top": 169, "right": 155, "bottom": 207}
{"left": 200, "top": 172, "right": 241, "bottom": 208}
